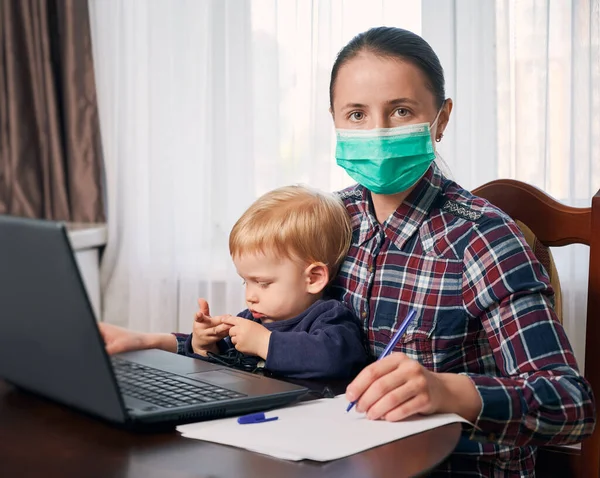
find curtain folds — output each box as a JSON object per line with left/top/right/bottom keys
{"left": 0, "top": 0, "right": 105, "bottom": 221}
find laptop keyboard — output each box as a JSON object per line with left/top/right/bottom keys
{"left": 112, "top": 358, "right": 247, "bottom": 408}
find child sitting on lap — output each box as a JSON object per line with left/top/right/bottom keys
{"left": 174, "top": 185, "right": 368, "bottom": 379}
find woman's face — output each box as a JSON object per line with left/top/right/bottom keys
{"left": 330, "top": 52, "right": 451, "bottom": 140}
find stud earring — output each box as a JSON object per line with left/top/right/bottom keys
{"left": 435, "top": 133, "right": 444, "bottom": 143}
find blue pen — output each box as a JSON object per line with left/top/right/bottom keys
{"left": 237, "top": 412, "right": 279, "bottom": 424}
{"left": 346, "top": 308, "right": 417, "bottom": 412}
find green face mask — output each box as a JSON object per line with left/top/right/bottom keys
{"left": 335, "top": 122, "right": 437, "bottom": 195}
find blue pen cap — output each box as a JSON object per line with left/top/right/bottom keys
{"left": 237, "top": 412, "right": 279, "bottom": 424}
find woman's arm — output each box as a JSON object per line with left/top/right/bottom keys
{"left": 459, "top": 219, "right": 595, "bottom": 447}
{"left": 98, "top": 323, "right": 178, "bottom": 354}
{"left": 347, "top": 218, "right": 595, "bottom": 448}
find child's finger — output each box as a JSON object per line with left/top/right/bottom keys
{"left": 204, "top": 315, "right": 227, "bottom": 329}
{"left": 220, "top": 315, "right": 241, "bottom": 326}
{"left": 197, "top": 298, "right": 211, "bottom": 317}
{"left": 212, "top": 323, "right": 233, "bottom": 335}
{"left": 196, "top": 314, "right": 222, "bottom": 328}
{"left": 195, "top": 312, "right": 210, "bottom": 323}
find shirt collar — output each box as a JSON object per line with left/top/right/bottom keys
{"left": 353, "top": 163, "right": 444, "bottom": 250}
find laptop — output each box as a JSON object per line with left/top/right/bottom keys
{"left": 0, "top": 215, "right": 308, "bottom": 429}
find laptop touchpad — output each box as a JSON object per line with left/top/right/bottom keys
{"left": 186, "top": 370, "right": 248, "bottom": 388}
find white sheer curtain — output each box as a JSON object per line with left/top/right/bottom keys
{"left": 88, "top": 0, "right": 421, "bottom": 333}
{"left": 89, "top": 0, "right": 256, "bottom": 333}
{"left": 424, "top": 0, "right": 600, "bottom": 367}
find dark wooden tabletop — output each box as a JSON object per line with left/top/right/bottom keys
{"left": 0, "top": 380, "right": 461, "bottom": 478}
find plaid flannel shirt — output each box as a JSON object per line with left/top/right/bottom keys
{"left": 329, "top": 163, "right": 596, "bottom": 477}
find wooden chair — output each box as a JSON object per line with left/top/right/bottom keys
{"left": 472, "top": 179, "right": 600, "bottom": 478}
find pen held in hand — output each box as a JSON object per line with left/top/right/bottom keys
{"left": 346, "top": 308, "right": 418, "bottom": 413}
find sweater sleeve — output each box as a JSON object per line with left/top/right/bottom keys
{"left": 265, "top": 305, "right": 368, "bottom": 379}
{"left": 172, "top": 333, "right": 189, "bottom": 355}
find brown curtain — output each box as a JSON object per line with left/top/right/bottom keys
{"left": 0, "top": 0, "right": 105, "bottom": 222}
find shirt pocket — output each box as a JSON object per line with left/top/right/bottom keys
{"left": 400, "top": 307, "right": 470, "bottom": 371}
{"left": 375, "top": 257, "right": 464, "bottom": 370}
{"left": 398, "top": 308, "right": 436, "bottom": 368}
{"left": 370, "top": 307, "right": 436, "bottom": 368}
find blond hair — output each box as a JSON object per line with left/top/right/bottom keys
{"left": 229, "top": 185, "right": 352, "bottom": 280}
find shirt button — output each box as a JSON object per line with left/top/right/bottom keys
{"left": 488, "top": 433, "right": 496, "bottom": 442}
{"left": 361, "top": 311, "right": 367, "bottom": 319}
{"left": 368, "top": 266, "right": 374, "bottom": 273}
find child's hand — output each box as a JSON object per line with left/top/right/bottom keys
{"left": 98, "top": 323, "right": 177, "bottom": 354}
{"left": 220, "top": 316, "right": 272, "bottom": 359}
{"left": 192, "top": 298, "right": 233, "bottom": 355}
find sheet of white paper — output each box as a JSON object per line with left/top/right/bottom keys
{"left": 180, "top": 433, "right": 305, "bottom": 461}
{"left": 176, "top": 395, "right": 469, "bottom": 461}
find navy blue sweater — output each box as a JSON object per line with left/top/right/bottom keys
{"left": 182, "top": 299, "right": 368, "bottom": 379}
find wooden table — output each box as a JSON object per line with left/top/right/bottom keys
{"left": 0, "top": 380, "right": 461, "bottom": 478}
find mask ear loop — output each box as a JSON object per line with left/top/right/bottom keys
{"left": 431, "top": 100, "right": 446, "bottom": 142}
{"left": 430, "top": 100, "right": 453, "bottom": 179}
{"left": 430, "top": 100, "right": 445, "bottom": 132}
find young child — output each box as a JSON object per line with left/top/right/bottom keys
{"left": 175, "top": 185, "right": 368, "bottom": 379}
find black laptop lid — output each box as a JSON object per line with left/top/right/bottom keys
{"left": 0, "top": 215, "right": 126, "bottom": 423}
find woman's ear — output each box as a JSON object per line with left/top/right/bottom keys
{"left": 436, "top": 98, "right": 453, "bottom": 139}
{"left": 305, "top": 262, "right": 330, "bottom": 295}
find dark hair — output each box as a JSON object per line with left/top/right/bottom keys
{"left": 329, "top": 27, "right": 446, "bottom": 110}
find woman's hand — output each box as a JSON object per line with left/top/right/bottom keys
{"left": 345, "top": 352, "right": 481, "bottom": 422}
{"left": 98, "top": 323, "right": 176, "bottom": 355}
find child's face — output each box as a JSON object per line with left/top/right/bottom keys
{"left": 233, "top": 252, "right": 318, "bottom": 323}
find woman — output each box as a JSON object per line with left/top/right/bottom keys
{"left": 101, "top": 27, "right": 595, "bottom": 476}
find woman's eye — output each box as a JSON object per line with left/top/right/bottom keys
{"left": 394, "top": 108, "right": 410, "bottom": 117}
{"left": 258, "top": 282, "right": 271, "bottom": 289}
{"left": 349, "top": 111, "right": 364, "bottom": 122}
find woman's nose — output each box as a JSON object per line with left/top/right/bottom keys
{"left": 373, "top": 112, "right": 392, "bottom": 129}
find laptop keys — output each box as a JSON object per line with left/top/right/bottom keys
{"left": 111, "top": 357, "right": 247, "bottom": 408}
